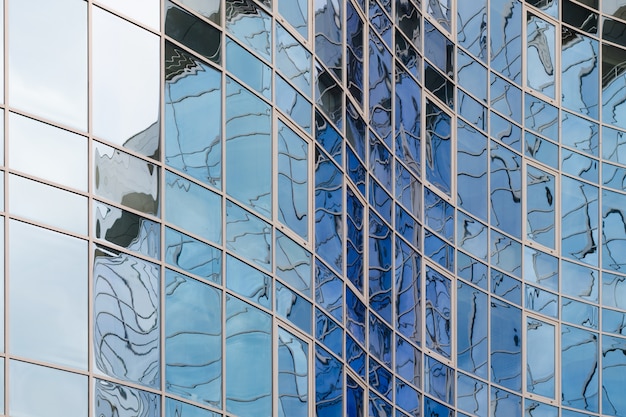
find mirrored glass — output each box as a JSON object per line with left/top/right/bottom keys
{"left": 491, "top": 270, "right": 522, "bottom": 305}
{"left": 458, "top": 90, "right": 487, "bottom": 131}
{"left": 369, "top": 212, "right": 392, "bottom": 323}
{"left": 603, "top": 161, "right": 626, "bottom": 191}
{"left": 226, "top": 255, "right": 271, "bottom": 308}
{"left": 526, "top": 13, "right": 555, "bottom": 98}
{"left": 525, "top": 284, "right": 558, "bottom": 317}
{"left": 276, "top": 282, "right": 312, "bottom": 333}
{"left": 603, "top": 308, "right": 626, "bottom": 336}
{"left": 99, "top": 0, "right": 159, "bottom": 29}
{"left": 316, "top": 112, "right": 342, "bottom": 164}
{"left": 347, "top": 1, "right": 364, "bottom": 104}
{"left": 94, "top": 247, "right": 160, "bottom": 388}
{"left": 457, "top": 282, "right": 488, "bottom": 378}
{"left": 316, "top": 308, "right": 342, "bottom": 357}
{"left": 425, "top": 230, "right": 454, "bottom": 272}
{"left": 490, "top": 299, "right": 522, "bottom": 391}
{"left": 315, "top": 346, "right": 343, "bottom": 416}
{"left": 491, "top": 387, "right": 521, "bottom": 417}
{"left": 561, "top": 176, "right": 598, "bottom": 266}
{"left": 424, "top": 396, "right": 454, "bottom": 417}
{"left": 395, "top": 238, "right": 421, "bottom": 343}
{"left": 276, "top": 74, "right": 313, "bottom": 134}
{"left": 9, "top": 112, "right": 87, "bottom": 191}
{"left": 561, "top": 259, "right": 598, "bottom": 302}
{"left": 525, "top": 132, "right": 558, "bottom": 169}
{"left": 395, "top": 0, "right": 421, "bottom": 50}
{"left": 457, "top": 0, "right": 487, "bottom": 61}
{"left": 346, "top": 287, "right": 366, "bottom": 344}
{"left": 602, "top": 335, "right": 626, "bottom": 416}
{"left": 369, "top": 32, "right": 392, "bottom": 143}
{"left": 225, "top": 0, "right": 271, "bottom": 61}
{"left": 166, "top": 398, "right": 220, "bottom": 417}
{"left": 347, "top": 376, "right": 365, "bottom": 417}
{"left": 561, "top": 28, "right": 599, "bottom": 118}
{"left": 603, "top": 17, "right": 626, "bottom": 48}
{"left": 424, "top": 355, "right": 454, "bottom": 405}
{"left": 562, "top": 149, "right": 598, "bottom": 183}
{"left": 458, "top": 51, "right": 487, "bottom": 102}
{"left": 525, "top": 93, "right": 558, "bottom": 141}
{"left": 95, "top": 379, "right": 160, "bottom": 417}
{"left": 396, "top": 335, "right": 421, "bottom": 387}
{"left": 165, "top": 171, "right": 221, "bottom": 244}
{"left": 278, "top": 0, "right": 307, "bottom": 37}
{"left": 490, "top": 141, "right": 522, "bottom": 238}
{"left": 490, "top": 110, "right": 521, "bottom": 151}
{"left": 396, "top": 204, "right": 420, "bottom": 249}
{"left": 425, "top": 62, "right": 454, "bottom": 108}
{"left": 10, "top": 361, "right": 87, "bottom": 417}
{"left": 93, "top": 7, "right": 159, "bottom": 158}
{"left": 276, "top": 231, "right": 311, "bottom": 295}
{"left": 369, "top": 357, "right": 393, "bottom": 400}
{"left": 314, "top": 0, "right": 342, "bottom": 76}
{"left": 9, "top": 0, "right": 86, "bottom": 130}
{"left": 457, "top": 211, "right": 488, "bottom": 261}
{"left": 425, "top": 267, "right": 451, "bottom": 358}
{"left": 457, "top": 373, "right": 487, "bottom": 417}
{"left": 276, "top": 23, "right": 311, "bottom": 96}
{"left": 562, "top": 111, "right": 598, "bottom": 156}
{"left": 425, "top": 100, "right": 452, "bottom": 195}
{"left": 526, "top": 318, "right": 555, "bottom": 398}
{"left": 526, "top": 165, "right": 555, "bottom": 248}
{"left": 602, "top": 44, "right": 626, "bottom": 130}
{"left": 226, "top": 37, "right": 271, "bottom": 99}
{"left": 603, "top": 272, "right": 626, "bottom": 310}
{"left": 524, "top": 246, "right": 558, "bottom": 290}
{"left": 370, "top": 0, "right": 392, "bottom": 48}
{"left": 370, "top": 178, "right": 392, "bottom": 224}
{"left": 95, "top": 141, "right": 160, "bottom": 216}
{"left": 165, "top": 227, "right": 221, "bottom": 283}
{"left": 346, "top": 188, "right": 364, "bottom": 290}
{"left": 562, "top": 297, "right": 598, "bottom": 329}
{"left": 165, "top": 271, "right": 222, "bottom": 405}
{"left": 395, "top": 69, "right": 421, "bottom": 176}
{"left": 9, "top": 220, "right": 87, "bottom": 369}
{"left": 491, "top": 72, "right": 522, "bottom": 124}
{"left": 369, "top": 314, "right": 392, "bottom": 367}
{"left": 175, "top": 0, "right": 220, "bottom": 23}
{"left": 561, "top": 325, "right": 599, "bottom": 411}
{"left": 315, "top": 63, "right": 343, "bottom": 127}
{"left": 166, "top": 2, "right": 221, "bottom": 63}
{"left": 427, "top": 0, "right": 451, "bottom": 30}
{"left": 491, "top": 230, "right": 522, "bottom": 277}
{"left": 396, "top": 378, "right": 420, "bottom": 416}
{"left": 347, "top": 333, "right": 366, "bottom": 377}
{"left": 9, "top": 174, "right": 87, "bottom": 235}
{"left": 602, "top": 189, "right": 626, "bottom": 272}
{"left": 315, "top": 258, "right": 343, "bottom": 322}
{"left": 278, "top": 328, "right": 308, "bottom": 417}
{"left": 457, "top": 252, "right": 488, "bottom": 289}
{"left": 490, "top": 0, "right": 522, "bottom": 83}
{"left": 563, "top": 0, "right": 598, "bottom": 33}
{"left": 395, "top": 30, "right": 421, "bottom": 81}
{"left": 315, "top": 148, "right": 343, "bottom": 273}
{"left": 457, "top": 121, "right": 488, "bottom": 220}
{"left": 226, "top": 200, "right": 272, "bottom": 271}
{"left": 165, "top": 43, "right": 221, "bottom": 188}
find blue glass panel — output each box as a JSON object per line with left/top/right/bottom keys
{"left": 526, "top": 166, "right": 556, "bottom": 248}
{"left": 347, "top": 375, "right": 364, "bottom": 417}
{"left": 526, "top": 13, "right": 555, "bottom": 98}
{"left": 425, "top": 267, "right": 452, "bottom": 358}
{"left": 491, "top": 387, "right": 521, "bottom": 417}
{"left": 457, "top": 282, "right": 488, "bottom": 378}
{"left": 315, "top": 256, "right": 343, "bottom": 322}
{"left": 165, "top": 271, "right": 222, "bottom": 405}
{"left": 347, "top": 1, "right": 364, "bottom": 105}
{"left": 225, "top": 295, "right": 272, "bottom": 417}
{"left": 165, "top": 43, "right": 221, "bottom": 187}
{"left": 346, "top": 188, "right": 364, "bottom": 291}
{"left": 165, "top": 171, "right": 221, "bottom": 244}
{"left": 457, "top": 211, "right": 488, "bottom": 261}
{"left": 425, "top": 188, "right": 454, "bottom": 242}
{"left": 562, "top": 111, "right": 599, "bottom": 156}
{"left": 490, "top": 0, "right": 522, "bottom": 83}
{"left": 226, "top": 201, "right": 272, "bottom": 271}
{"left": 166, "top": 398, "right": 220, "bottom": 417}
{"left": 369, "top": 212, "right": 393, "bottom": 323}
{"left": 369, "top": 390, "right": 393, "bottom": 417}
{"left": 525, "top": 285, "right": 558, "bottom": 318}
{"left": 369, "top": 357, "right": 392, "bottom": 399}
{"left": 425, "top": 100, "right": 452, "bottom": 195}
{"left": 603, "top": 335, "right": 626, "bottom": 416}
{"left": 346, "top": 102, "right": 366, "bottom": 160}
{"left": 603, "top": 308, "right": 626, "bottom": 336}
{"left": 276, "top": 23, "right": 311, "bottom": 96}
{"left": 226, "top": 255, "right": 272, "bottom": 309}
{"left": 491, "top": 270, "right": 522, "bottom": 305}
{"left": 562, "top": 297, "right": 598, "bottom": 329}
{"left": 369, "top": 31, "right": 392, "bottom": 143}
{"left": 314, "top": 0, "right": 342, "bottom": 76}
{"left": 457, "top": 252, "right": 488, "bottom": 290}
{"left": 490, "top": 141, "right": 522, "bottom": 238}
{"left": 396, "top": 238, "right": 421, "bottom": 343}
{"left": 369, "top": 314, "right": 392, "bottom": 366}
{"left": 274, "top": 232, "right": 310, "bottom": 295}
{"left": 276, "top": 282, "right": 312, "bottom": 334}
{"left": 424, "top": 396, "right": 453, "bottom": 417}
{"left": 226, "top": 77, "right": 272, "bottom": 217}
{"left": 395, "top": 68, "right": 421, "bottom": 176}
{"left": 316, "top": 308, "right": 343, "bottom": 357}
{"left": 562, "top": 149, "right": 598, "bottom": 183}
{"left": 561, "top": 28, "right": 598, "bottom": 118}
{"left": 226, "top": 37, "right": 272, "bottom": 99}
{"left": 425, "top": 62, "right": 454, "bottom": 108}
{"left": 457, "top": 0, "right": 487, "bottom": 61}
{"left": 457, "top": 372, "right": 487, "bottom": 417}
{"left": 525, "top": 132, "right": 558, "bottom": 169}
{"left": 603, "top": 161, "right": 626, "bottom": 192}
{"left": 370, "top": 0, "right": 392, "bottom": 48}
{"left": 370, "top": 135, "right": 392, "bottom": 191}
{"left": 561, "top": 259, "right": 598, "bottom": 302}
{"left": 424, "top": 22, "right": 453, "bottom": 77}
{"left": 396, "top": 204, "right": 420, "bottom": 249}
{"left": 275, "top": 74, "right": 312, "bottom": 133}
{"left": 603, "top": 125, "right": 626, "bottom": 163}
{"left": 316, "top": 112, "right": 342, "bottom": 164}
{"left": 561, "top": 176, "right": 598, "bottom": 266}
{"left": 491, "top": 230, "right": 522, "bottom": 277}
{"left": 278, "top": 328, "right": 308, "bottom": 417}
{"left": 346, "top": 333, "right": 366, "bottom": 378}
{"left": 278, "top": 0, "right": 307, "bottom": 37}
{"left": 315, "top": 345, "right": 343, "bottom": 417}
{"left": 225, "top": 0, "right": 271, "bottom": 61}
{"left": 427, "top": 0, "right": 451, "bottom": 30}
{"left": 94, "top": 247, "right": 160, "bottom": 388}
{"left": 456, "top": 120, "right": 487, "bottom": 220}
{"left": 525, "top": 93, "right": 558, "bottom": 141}
{"left": 490, "top": 72, "right": 522, "bottom": 124}
{"left": 602, "top": 44, "right": 626, "bottom": 130}
{"left": 396, "top": 163, "right": 421, "bottom": 213}
{"left": 95, "top": 380, "right": 160, "bottom": 417}
{"left": 425, "top": 355, "right": 454, "bottom": 405}
{"left": 603, "top": 272, "right": 626, "bottom": 310}
{"left": 458, "top": 90, "right": 487, "bottom": 130}
{"left": 315, "top": 148, "right": 343, "bottom": 273}
{"left": 346, "top": 287, "right": 366, "bottom": 344}
{"left": 525, "top": 400, "right": 557, "bottom": 417}
{"left": 424, "top": 231, "right": 454, "bottom": 272}
{"left": 561, "top": 325, "right": 598, "bottom": 412}
{"left": 315, "top": 62, "right": 343, "bottom": 127}
{"left": 491, "top": 299, "right": 522, "bottom": 391}
{"left": 348, "top": 147, "right": 366, "bottom": 198}
{"left": 526, "top": 318, "right": 555, "bottom": 398}
{"left": 603, "top": 189, "right": 626, "bottom": 272}
{"left": 458, "top": 50, "right": 487, "bottom": 101}
{"left": 395, "top": 30, "right": 421, "bottom": 80}
{"left": 396, "top": 335, "right": 421, "bottom": 387}
{"left": 490, "top": 110, "right": 521, "bottom": 151}
{"left": 165, "top": 227, "right": 221, "bottom": 284}
{"left": 277, "top": 121, "right": 309, "bottom": 238}
{"left": 396, "top": 378, "right": 420, "bottom": 416}
{"left": 370, "top": 178, "right": 392, "bottom": 223}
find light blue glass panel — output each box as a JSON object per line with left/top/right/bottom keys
{"left": 276, "top": 282, "right": 312, "bottom": 333}
{"left": 525, "top": 285, "right": 557, "bottom": 318}
{"left": 226, "top": 255, "right": 271, "bottom": 309}
{"left": 603, "top": 308, "right": 626, "bottom": 336}
{"left": 427, "top": 0, "right": 451, "bottom": 30}
{"left": 491, "top": 231, "right": 522, "bottom": 278}
{"left": 278, "top": 122, "right": 309, "bottom": 238}
{"left": 165, "top": 171, "right": 221, "bottom": 244}
{"left": 93, "top": 7, "right": 159, "bottom": 158}
{"left": 395, "top": 237, "right": 421, "bottom": 344}
{"left": 276, "top": 74, "right": 312, "bottom": 134}
{"left": 10, "top": 220, "right": 87, "bottom": 369}
{"left": 276, "top": 23, "right": 311, "bottom": 97}
{"left": 278, "top": 328, "right": 308, "bottom": 417}
{"left": 491, "top": 299, "right": 522, "bottom": 391}
{"left": 226, "top": 201, "right": 272, "bottom": 271}
{"left": 315, "top": 259, "right": 343, "bottom": 322}
{"left": 603, "top": 161, "right": 626, "bottom": 192}
{"left": 425, "top": 355, "right": 454, "bottom": 405}
{"left": 603, "top": 189, "right": 626, "bottom": 271}
{"left": 526, "top": 13, "right": 555, "bottom": 98}
{"left": 604, "top": 125, "right": 626, "bottom": 163}
{"left": 95, "top": 142, "right": 160, "bottom": 216}
{"left": 165, "top": 271, "right": 222, "bottom": 406}
{"left": 457, "top": 121, "right": 488, "bottom": 220}
{"left": 425, "top": 100, "right": 452, "bottom": 195}
{"left": 94, "top": 247, "right": 160, "bottom": 388}
{"left": 492, "top": 270, "right": 522, "bottom": 305}
{"left": 458, "top": 50, "right": 487, "bottom": 102}
{"left": 226, "top": 295, "right": 272, "bottom": 417}
{"left": 457, "top": 212, "right": 488, "bottom": 261}
{"left": 9, "top": 112, "right": 87, "bottom": 191}
{"left": 561, "top": 259, "right": 598, "bottom": 302}
{"left": 524, "top": 247, "right": 558, "bottom": 290}
{"left": 396, "top": 334, "right": 421, "bottom": 387}
{"left": 9, "top": 174, "right": 87, "bottom": 235}
{"left": 99, "top": 0, "right": 159, "bottom": 29}
{"left": 166, "top": 398, "right": 220, "bottom": 417}
{"left": 425, "top": 267, "right": 451, "bottom": 358}
{"left": 226, "top": 37, "right": 271, "bottom": 99}
{"left": 225, "top": 0, "right": 271, "bottom": 61}
{"left": 562, "top": 111, "right": 599, "bottom": 156}
{"left": 602, "top": 44, "right": 626, "bottom": 130}
{"left": 524, "top": 132, "right": 558, "bottom": 169}
{"left": 276, "top": 231, "right": 311, "bottom": 295}
{"left": 10, "top": 361, "right": 87, "bottom": 417}
{"left": 491, "top": 388, "right": 521, "bottom": 417}
{"left": 525, "top": 400, "right": 557, "bottom": 417}
{"left": 562, "top": 297, "right": 598, "bottom": 329}
{"left": 314, "top": 0, "right": 342, "bottom": 76}
{"left": 457, "top": 0, "right": 487, "bottom": 61}
{"left": 165, "top": 43, "right": 221, "bottom": 188}
{"left": 315, "top": 345, "right": 343, "bottom": 417}
{"left": 457, "top": 252, "right": 488, "bottom": 289}
{"left": 490, "top": 0, "right": 522, "bottom": 83}
{"left": 226, "top": 78, "right": 272, "bottom": 217}
{"left": 561, "top": 176, "right": 598, "bottom": 266}
{"left": 602, "top": 335, "right": 626, "bottom": 416}
{"left": 490, "top": 141, "right": 522, "bottom": 238}
{"left": 96, "top": 201, "right": 160, "bottom": 260}
{"left": 9, "top": 0, "right": 86, "bottom": 130}
{"left": 457, "top": 281, "right": 488, "bottom": 378}
{"left": 395, "top": 163, "right": 421, "bottom": 214}
{"left": 458, "top": 90, "right": 487, "bottom": 130}
{"left": 561, "top": 325, "right": 599, "bottom": 412}
{"left": 603, "top": 272, "right": 626, "bottom": 310}
{"left": 525, "top": 93, "right": 558, "bottom": 141}
{"left": 95, "top": 379, "right": 160, "bottom": 417}
{"left": 526, "top": 318, "right": 555, "bottom": 398}
{"left": 315, "top": 149, "right": 343, "bottom": 273}
{"left": 561, "top": 28, "right": 598, "bottom": 118}
{"left": 562, "top": 149, "right": 598, "bottom": 183}
{"left": 457, "top": 373, "right": 487, "bottom": 417}
{"left": 165, "top": 227, "right": 221, "bottom": 283}
{"left": 396, "top": 378, "right": 420, "bottom": 416}
{"left": 278, "top": 0, "right": 307, "bottom": 37}
{"left": 526, "top": 166, "right": 556, "bottom": 248}
{"left": 490, "top": 110, "right": 521, "bottom": 151}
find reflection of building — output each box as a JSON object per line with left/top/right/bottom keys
{"left": 6, "top": 0, "right": 626, "bottom": 416}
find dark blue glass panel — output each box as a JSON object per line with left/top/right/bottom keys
{"left": 424, "top": 396, "right": 453, "bottom": 417}
{"left": 425, "top": 100, "right": 452, "bottom": 195}
{"left": 369, "top": 390, "right": 393, "bottom": 417}
{"left": 396, "top": 335, "right": 421, "bottom": 387}
{"left": 315, "top": 62, "right": 343, "bottom": 127}
{"left": 165, "top": 227, "right": 221, "bottom": 284}
{"left": 315, "top": 148, "right": 343, "bottom": 273}
{"left": 316, "top": 112, "right": 342, "bottom": 165}
{"left": 395, "top": 238, "right": 421, "bottom": 343}
{"left": 490, "top": 299, "right": 522, "bottom": 391}
{"left": 490, "top": 141, "right": 522, "bottom": 238}
{"left": 347, "top": 188, "right": 364, "bottom": 291}
{"left": 424, "top": 231, "right": 454, "bottom": 272}
{"left": 425, "top": 266, "right": 451, "bottom": 358}
{"left": 346, "top": 102, "right": 366, "bottom": 160}
{"left": 369, "top": 212, "right": 392, "bottom": 323}
{"left": 457, "top": 282, "right": 488, "bottom": 378}
{"left": 369, "top": 31, "right": 392, "bottom": 143}
{"left": 165, "top": 271, "right": 222, "bottom": 405}
{"left": 346, "top": 287, "right": 366, "bottom": 344}
{"left": 370, "top": 0, "right": 392, "bottom": 48}
{"left": 370, "top": 136, "right": 392, "bottom": 191}
{"left": 395, "top": 68, "right": 421, "bottom": 177}
{"left": 315, "top": 345, "right": 343, "bottom": 417}
{"left": 348, "top": 145, "right": 367, "bottom": 196}
{"left": 347, "top": 375, "right": 364, "bottom": 417}
{"left": 166, "top": 3, "right": 221, "bottom": 64}
{"left": 395, "top": 30, "right": 421, "bottom": 80}
{"left": 424, "top": 188, "right": 454, "bottom": 241}
{"left": 316, "top": 308, "right": 343, "bottom": 357}
{"left": 490, "top": 0, "right": 522, "bottom": 83}
{"left": 425, "top": 62, "right": 454, "bottom": 108}
{"left": 369, "top": 314, "right": 392, "bottom": 366}
{"left": 396, "top": 204, "right": 420, "bottom": 249}
{"left": 370, "top": 178, "right": 392, "bottom": 224}
{"left": 396, "top": 378, "right": 420, "bottom": 416}
{"left": 165, "top": 43, "right": 221, "bottom": 188}
{"left": 369, "top": 357, "right": 392, "bottom": 399}
{"left": 315, "top": 259, "right": 343, "bottom": 322}
{"left": 395, "top": 0, "right": 421, "bottom": 49}
{"left": 346, "top": 333, "right": 366, "bottom": 378}
{"left": 425, "top": 355, "right": 454, "bottom": 405}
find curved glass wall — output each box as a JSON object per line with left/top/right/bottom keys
{"left": 4, "top": 0, "right": 626, "bottom": 416}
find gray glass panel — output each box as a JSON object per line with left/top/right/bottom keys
{"left": 457, "top": 281, "right": 488, "bottom": 378}
{"left": 278, "top": 328, "right": 308, "bottom": 417}
{"left": 526, "top": 318, "right": 555, "bottom": 398}
{"left": 165, "top": 171, "right": 221, "bottom": 244}
{"left": 226, "top": 78, "right": 272, "bottom": 217}
{"left": 561, "top": 325, "right": 599, "bottom": 412}
{"left": 9, "top": 112, "right": 87, "bottom": 191}
{"left": 176, "top": 0, "right": 220, "bottom": 23}
{"left": 9, "top": 174, "right": 87, "bottom": 236}
{"left": 226, "top": 0, "right": 271, "bottom": 61}
{"left": 9, "top": 0, "right": 86, "bottom": 130}
{"left": 165, "top": 2, "right": 221, "bottom": 64}
{"left": 165, "top": 227, "right": 221, "bottom": 284}
{"left": 226, "top": 200, "right": 272, "bottom": 271}
{"left": 10, "top": 361, "right": 87, "bottom": 417}
{"left": 96, "top": 201, "right": 160, "bottom": 260}
{"left": 226, "top": 295, "right": 272, "bottom": 417}
{"left": 165, "top": 271, "right": 222, "bottom": 406}
{"left": 94, "top": 247, "right": 160, "bottom": 388}
{"left": 165, "top": 43, "right": 221, "bottom": 188}
{"left": 95, "top": 142, "right": 160, "bottom": 216}
{"left": 95, "top": 379, "right": 160, "bottom": 417}
{"left": 99, "top": 0, "right": 159, "bottom": 29}
{"left": 526, "top": 13, "right": 555, "bottom": 98}
{"left": 9, "top": 220, "right": 87, "bottom": 369}
{"left": 93, "top": 7, "right": 160, "bottom": 158}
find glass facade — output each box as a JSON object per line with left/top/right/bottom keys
{"left": 3, "top": 0, "right": 626, "bottom": 416}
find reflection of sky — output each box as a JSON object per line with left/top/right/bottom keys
{"left": 527, "top": 15, "right": 555, "bottom": 98}
{"left": 98, "top": 0, "right": 160, "bottom": 29}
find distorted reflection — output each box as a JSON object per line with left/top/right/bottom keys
{"left": 278, "top": 328, "right": 309, "bottom": 417}
{"left": 526, "top": 13, "right": 555, "bottom": 98}
{"left": 95, "top": 379, "right": 160, "bottom": 417}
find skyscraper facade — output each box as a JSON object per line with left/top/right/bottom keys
{"left": 3, "top": 0, "right": 626, "bottom": 416}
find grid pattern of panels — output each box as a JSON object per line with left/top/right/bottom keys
{"left": 3, "top": 0, "right": 626, "bottom": 417}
